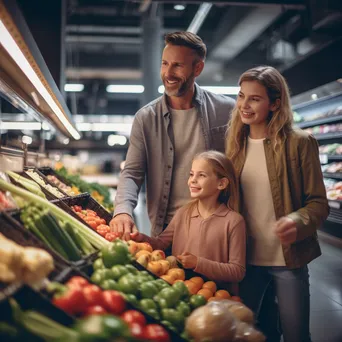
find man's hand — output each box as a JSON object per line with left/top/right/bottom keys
{"left": 274, "top": 217, "right": 297, "bottom": 245}
{"left": 177, "top": 252, "right": 198, "bottom": 269}
{"left": 109, "top": 214, "right": 138, "bottom": 241}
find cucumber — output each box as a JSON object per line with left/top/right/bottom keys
{"left": 33, "top": 214, "right": 70, "bottom": 260}
{"left": 42, "top": 214, "right": 82, "bottom": 261}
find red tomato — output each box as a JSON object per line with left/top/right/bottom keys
{"left": 66, "top": 276, "right": 89, "bottom": 288}
{"left": 101, "top": 290, "right": 126, "bottom": 315}
{"left": 143, "top": 324, "right": 171, "bottom": 342}
{"left": 96, "top": 225, "right": 110, "bottom": 237}
{"left": 86, "top": 220, "right": 98, "bottom": 229}
{"left": 129, "top": 322, "right": 145, "bottom": 339}
{"left": 82, "top": 284, "right": 103, "bottom": 307}
{"left": 121, "top": 310, "right": 147, "bottom": 327}
{"left": 52, "top": 287, "right": 87, "bottom": 315}
{"left": 83, "top": 305, "right": 107, "bottom": 316}
{"left": 86, "top": 209, "right": 97, "bottom": 216}
{"left": 105, "top": 232, "right": 119, "bottom": 241}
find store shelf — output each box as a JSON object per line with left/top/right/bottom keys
{"left": 328, "top": 200, "right": 342, "bottom": 210}
{"left": 296, "top": 114, "right": 342, "bottom": 129}
{"left": 323, "top": 173, "right": 342, "bottom": 180}
{"left": 313, "top": 132, "right": 342, "bottom": 141}
{"left": 327, "top": 206, "right": 342, "bottom": 224}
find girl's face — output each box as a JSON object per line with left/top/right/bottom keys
{"left": 237, "top": 80, "right": 277, "bottom": 127}
{"left": 188, "top": 158, "right": 227, "bottom": 201}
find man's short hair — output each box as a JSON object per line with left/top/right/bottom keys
{"left": 164, "top": 31, "right": 207, "bottom": 61}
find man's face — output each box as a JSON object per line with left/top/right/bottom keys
{"left": 160, "top": 44, "right": 203, "bottom": 97}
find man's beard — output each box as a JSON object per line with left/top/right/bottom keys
{"left": 163, "top": 72, "right": 195, "bottom": 97}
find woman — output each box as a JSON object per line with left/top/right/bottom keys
{"left": 226, "top": 65, "right": 329, "bottom": 342}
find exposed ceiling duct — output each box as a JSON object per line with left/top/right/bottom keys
{"left": 211, "top": 6, "right": 282, "bottom": 61}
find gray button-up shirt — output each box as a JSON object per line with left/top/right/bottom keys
{"left": 114, "top": 83, "right": 235, "bottom": 236}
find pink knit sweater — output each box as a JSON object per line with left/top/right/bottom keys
{"left": 140, "top": 203, "right": 246, "bottom": 283}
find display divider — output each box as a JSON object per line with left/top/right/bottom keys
{"left": 23, "top": 167, "right": 70, "bottom": 199}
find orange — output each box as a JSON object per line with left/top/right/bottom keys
{"left": 167, "top": 268, "right": 185, "bottom": 281}
{"left": 202, "top": 281, "right": 217, "bottom": 293}
{"left": 184, "top": 280, "right": 198, "bottom": 295}
{"left": 160, "top": 275, "right": 174, "bottom": 284}
{"left": 207, "top": 297, "right": 217, "bottom": 302}
{"left": 189, "top": 277, "right": 204, "bottom": 289}
{"left": 197, "top": 288, "right": 213, "bottom": 301}
{"left": 231, "top": 296, "right": 242, "bottom": 303}
{"left": 214, "top": 289, "right": 231, "bottom": 299}
{"left": 173, "top": 279, "right": 184, "bottom": 284}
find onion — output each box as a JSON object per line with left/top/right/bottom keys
{"left": 185, "top": 301, "right": 237, "bottom": 342}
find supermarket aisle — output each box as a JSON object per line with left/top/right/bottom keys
{"left": 308, "top": 234, "right": 342, "bottom": 342}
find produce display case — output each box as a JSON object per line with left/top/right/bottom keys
{"left": 8, "top": 171, "right": 58, "bottom": 201}
{"left": 50, "top": 267, "right": 187, "bottom": 342}
{"left": 0, "top": 284, "right": 74, "bottom": 327}
{"left": 51, "top": 193, "right": 113, "bottom": 241}
{"left": 38, "top": 167, "right": 83, "bottom": 197}
{"left": 1, "top": 211, "right": 90, "bottom": 269}
{"left": 24, "top": 168, "right": 70, "bottom": 200}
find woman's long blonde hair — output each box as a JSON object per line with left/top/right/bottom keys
{"left": 226, "top": 66, "right": 293, "bottom": 161}
{"left": 185, "top": 150, "right": 240, "bottom": 229}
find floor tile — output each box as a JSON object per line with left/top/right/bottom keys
{"left": 310, "top": 310, "right": 342, "bottom": 342}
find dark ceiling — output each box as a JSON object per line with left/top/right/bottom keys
{"left": 11, "top": 0, "right": 342, "bottom": 149}
{"left": 62, "top": 0, "right": 342, "bottom": 117}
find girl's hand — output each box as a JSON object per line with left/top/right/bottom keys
{"left": 274, "top": 217, "right": 297, "bottom": 245}
{"left": 177, "top": 252, "right": 198, "bottom": 269}
{"left": 129, "top": 231, "right": 143, "bottom": 242}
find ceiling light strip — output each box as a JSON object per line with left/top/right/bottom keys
{"left": 0, "top": 18, "right": 80, "bottom": 140}
{"left": 187, "top": 3, "right": 213, "bottom": 34}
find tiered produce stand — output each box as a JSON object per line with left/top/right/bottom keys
{"left": 0, "top": 168, "right": 265, "bottom": 342}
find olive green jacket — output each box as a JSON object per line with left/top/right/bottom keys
{"left": 233, "top": 129, "right": 329, "bottom": 269}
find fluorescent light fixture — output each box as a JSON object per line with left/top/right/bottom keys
{"left": 42, "top": 121, "right": 50, "bottom": 130}
{"left": 107, "top": 134, "right": 127, "bottom": 146}
{"left": 93, "top": 123, "right": 132, "bottom": 133}
{"left": 202, "top": 86, "right": 240, "bottom": 95}
{"left": 0, "top": 20, "right": 80, "bottom": 140}
{"left": 158, "top": 85, "right": 240, "bottom": 95}
{"left": 64, "top": 83, "right": 84, "bottom": 92}
{"left": 174, "top": 4, "right": 186, "bottom": 11}
{"left": 76, "top": 122, "right": 132, "bottom": 134}
{"left": 106, "top": 85, "right": 144, "bottom": 94}
{"left": 1, "top": 122, "right": 42, "bottom": 130}
{"left": 187, "top": 3, "right": 212, "bottom": 34}
{"left": 76, "top": 123, "right": 92, "bottom": 131}
{"left": 22, "top": 135, "right": 32, "bottom": 144}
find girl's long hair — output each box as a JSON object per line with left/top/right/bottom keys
{"left": 185, "top": 150, "right": 239, "bottom": 229}
{"left": 226, "top": 66, "right": 293, "bottom": 162}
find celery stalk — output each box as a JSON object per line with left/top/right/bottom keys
{"left": 0, "top": 179, "right": 109, "bottom": 249}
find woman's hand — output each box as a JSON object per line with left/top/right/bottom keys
{"left": 177, "top": 252, "right": 198, "bottom": 269}
{"left": 274, "top": 217, "right": 297, "bottom": 245}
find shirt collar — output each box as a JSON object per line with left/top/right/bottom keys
{"left": 190, "top": 203, "right": 230, "bottom": 218}
{"left": 162, "top": 83, "right": 204, "bottom": 117}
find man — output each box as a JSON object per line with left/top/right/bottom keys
{"left": 110, "top": 31, "right": 235, "bottom": 239}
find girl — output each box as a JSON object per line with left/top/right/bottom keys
{"left": 226, "top": 66, "right": 329, "bottom": 342}
{"left": 131, "top": 150, "right": 246, "bottom": 289}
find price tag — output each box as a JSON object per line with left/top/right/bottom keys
{"left": 319, "top": 154, "right": 328, "bottom": 164}
{"left": 328, "top": 201, "right": 341, "bottom": 209}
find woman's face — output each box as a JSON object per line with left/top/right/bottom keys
{"left": 237, "top": 80, "right": 275, "bottom": 127}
